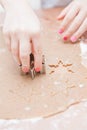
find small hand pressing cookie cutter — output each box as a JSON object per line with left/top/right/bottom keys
{"left": 20, "top": 53, "right": 46, "bottom": 80}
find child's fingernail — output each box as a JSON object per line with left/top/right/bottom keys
{"left": 63, "top": 36, "right": 68, "bottom": 41}
{"left": 22, "top": 67, "right": 29, "bottom": 73}
{"left": 58, "top": 29, "right": 63, "bottom": 34}
{"left": 35, "top": 68, "right": 40, "bottom": 72}
{"left": 70, "top": 36, "right": 77, "bottom": 42}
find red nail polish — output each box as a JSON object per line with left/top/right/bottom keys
{"left": 63, "top": 36, "right": 68, "bottom": 41}
{"left": 22, "top": 67, "right": 29, "bottom": 73}
{"left": 35, "top": 68, "right": 40, "bottom": 72}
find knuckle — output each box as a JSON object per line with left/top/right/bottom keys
{"left": 3, "top": 29, "right": 17, "bottom": 37}
{"left": 65, "top": 16, "right": 72, "bottom": 22}
{"left": 61, "top": 21, "right": 67, "bottom": 28}
{"left": 75, "top": 32, "right": 80, "bottom": 38}
{"left": 68, "top": 29, "right": 74, "bottom": 35}
{"left": 16, "top": 29, "right": 29, "bottom": 38}
{"left": 10, "top": 28, "right": 18, "bottom": 36}
{"left": 3, "top": 29, "right": 9, "bottom": 36}
{"left": 17, "top": 29, "right": 25, "bottom": 34}
{"left": 74, "top": 19, "right": 80, "bottom": 26}
{"left": 11, "top": 30, "right": 17, "bottom": 36}
{"left": 77, "top": 32, "right": 81, "bottom": 37}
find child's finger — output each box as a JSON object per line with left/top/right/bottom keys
{"left": 59, "top": 5, "right": 80, "bottom": 34}
{"left": 63, "top": 10, "right": 86, "bottom": 39}
{"left": 70, "top": 18, "right": 87, "bottom": 42}
{"left": 57, "top": 2, "right": 73, "bottom": 20}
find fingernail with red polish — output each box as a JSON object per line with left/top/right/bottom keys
{"left": 70, "top": 36, "right": 77, "bottom": 42}
{"left": 35, "top": 68, "right": 40, "bottom": 72}
{"left": 63, "top": 36, "right": 68, "bottom": 41}
{"left": 58, "top": 29, "right": 63, "bottom": 34}
{"left": 22, "top": 67, "right": 29, "bottom": 73}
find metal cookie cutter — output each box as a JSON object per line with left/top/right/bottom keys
{"left": 41, "top": 55, "right": 46, "bottom": 74}
{"left": 19, "top": 54, "right": 35, "bottom": 77}
{"left": 30, "top": 53, "right": 46, "bottom": 79}
{"left": 19, "top": 53, "right": 46, "bottom": 79}
{"left": 30, "top": 53, "right": 36, "bottom": 80}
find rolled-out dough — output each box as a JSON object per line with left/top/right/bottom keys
{"left": 0, "top": 8, "right": 87, "bottom": 119}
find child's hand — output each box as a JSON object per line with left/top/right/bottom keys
{"left": 58, "top": 0, "right": 87, "bottom": 42}
{"left": 3, "top": 0, "right": 42, "bottom": 73}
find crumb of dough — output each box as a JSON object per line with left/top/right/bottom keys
{"left": 67, "top": 69, "right": 74, "bottom": 73}
{"left": 49, "top": 70, "right": 55, "bottom": 74}
{"left": 49, "top": 64, "right": 59, "bottom": 68}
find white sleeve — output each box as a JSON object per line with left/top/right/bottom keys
{"left": 41, "top": 0, "right": 72, "bottom": 8}
{"left": 28, "top": 0, "right": 41, "bottom": 9}
{"left": 28, "top": 0, "right": 72, "bottom": 9}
